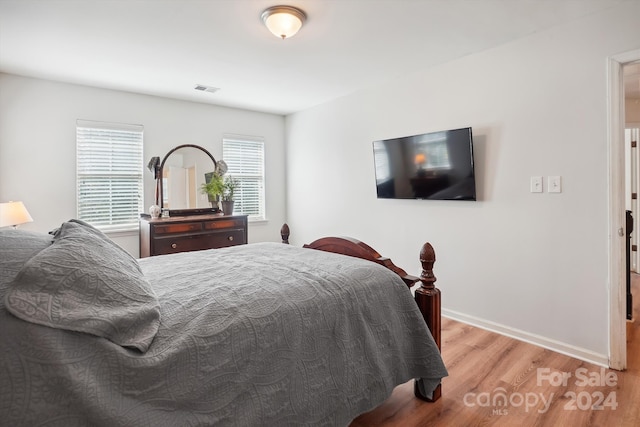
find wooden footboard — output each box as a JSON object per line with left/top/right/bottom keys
{"left": 280, "top": 224, "right": 442, "bottom": 402}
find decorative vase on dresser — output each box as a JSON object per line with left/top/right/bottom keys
{"left": 221, "top": 200, "right": 235, "bottom": 215}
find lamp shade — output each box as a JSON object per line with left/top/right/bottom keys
{"left": 0, "top": 201, "right": 33, "bottom": 228}
{"left": 261, "top": 6, "right": 306, "bottom": 39}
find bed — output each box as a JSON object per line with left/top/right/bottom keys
{"left": 0, "top": 219, "right": 447, "bottom": 426}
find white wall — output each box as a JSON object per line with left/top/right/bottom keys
{"left": 0, "top": 74, "right": 286, "bottom": 255}
{"left": 285, "top": 2, "right": 640, "bottom": 363}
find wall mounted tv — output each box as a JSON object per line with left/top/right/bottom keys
{"left": 373, "top": 127, "right": 477, "bottom": 201}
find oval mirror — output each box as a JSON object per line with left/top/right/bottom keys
{"left": 158, "top": 144, "right": 218, "bottom": 216}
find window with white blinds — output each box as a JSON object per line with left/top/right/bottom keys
{"left": 76, "top": 120, "right": 144, "bottom": 232}
{"left": 222, "top": 135, "right": 265, "bottom": 221}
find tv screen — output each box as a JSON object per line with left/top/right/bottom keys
{"left": 373, "top": 127, "right": 476, "bottom": 201}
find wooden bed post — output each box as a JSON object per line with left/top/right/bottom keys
{"left": 414, "top": 242, "right": 442, "bottom": 402}
{"left": 280, "top": 224, "right": 442, "bottom": 402}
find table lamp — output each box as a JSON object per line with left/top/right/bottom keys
{"left": 0, "top": 201, "right": 33, "bottom": 228}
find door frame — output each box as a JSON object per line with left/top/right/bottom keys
{"left": 608, "top": 49, "right": 640, "bottom": 370}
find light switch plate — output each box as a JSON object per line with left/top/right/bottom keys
{"left": 530, "top": 176, "right": 543, "bottom": 193}
{"left": 548, "top": 176, "right": 561, "bottom": 193}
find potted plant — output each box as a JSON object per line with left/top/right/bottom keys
{"left": 221, "top": 175, "right": 239, "bottom": 215}
{"left": 201, "top": 172, "right": 224, "bottom": 209}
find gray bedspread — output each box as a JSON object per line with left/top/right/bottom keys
{"left": 0, "top": 238, "right": 447, "bottom": 426}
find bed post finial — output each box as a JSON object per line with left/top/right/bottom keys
{"left": 414, "top": 241, "right": 442, "bottom": 402}
{"left": 419, "top": 242, "right": 436, "bottom": 289}
{"left": 281, "top": 223, "right": 290, "bottom": 244}
{"left": 416, "top": 242, "right": 439, "bottom": 349}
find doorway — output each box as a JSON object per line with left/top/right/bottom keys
{"left": 609, "top": 51, "right": 640, "bottom": 371}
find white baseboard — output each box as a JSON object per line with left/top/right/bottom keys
{"left": 442, "top": 308, "right": 610, "bottom": 368}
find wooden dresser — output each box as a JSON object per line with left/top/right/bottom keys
{"left": 139, "top": 214, "right": 248, "bottom": 257}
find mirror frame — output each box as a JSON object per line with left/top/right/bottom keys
{"left": 158, "top": 143, "right": 218, "bottom": 216}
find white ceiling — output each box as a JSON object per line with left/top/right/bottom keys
{"left": 0, "top": 0, "right": 636, "bottom": 115}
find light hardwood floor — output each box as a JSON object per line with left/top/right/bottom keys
{"left": 351, "top": 275, "right": 640, "bottom": 427}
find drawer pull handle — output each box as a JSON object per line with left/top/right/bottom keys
{"left": 171, "top": 243, "right": 177, "bottom": 249}
{"left": 228, "top": 236, "right": 234, "bottom": 241}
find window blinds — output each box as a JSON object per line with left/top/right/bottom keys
{"left": 222, "top": 135, "right": 265, "bottom": 221}
{"left": 76, "top": 120, "right": 143, "bottom": 231}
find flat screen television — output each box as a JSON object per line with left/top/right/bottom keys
{"left": 373, "top": 127, "right": 477, "bottom": 201}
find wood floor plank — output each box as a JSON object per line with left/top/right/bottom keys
{"left": 350, "top": 274, "right": 640, "bottom": 426}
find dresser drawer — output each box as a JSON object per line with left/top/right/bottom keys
{"left": 203, "top": 219, "right": 245, "bottom": 230}
{"left": 153, "top": 222, "right": 202, "bottom": 234}
{"left": 207, "top": 229, "right": 246, "bottom": 248}
{"left": 153, "top": 229, "right": 246, "bottom": 255}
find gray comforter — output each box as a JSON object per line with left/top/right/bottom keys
{"left": 0, "top": 230, "right": 446, "bottom": 426}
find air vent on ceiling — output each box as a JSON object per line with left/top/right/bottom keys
{"left": 194, "top": 84, "right": 220, "bottom": 94}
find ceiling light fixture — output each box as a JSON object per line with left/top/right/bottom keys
{"left": 261, "top": 5, "right": 306, "bottom": 40}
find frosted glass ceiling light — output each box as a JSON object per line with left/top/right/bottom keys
{"left": 261, "top": 5, "right": 306, "bottom": 40}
